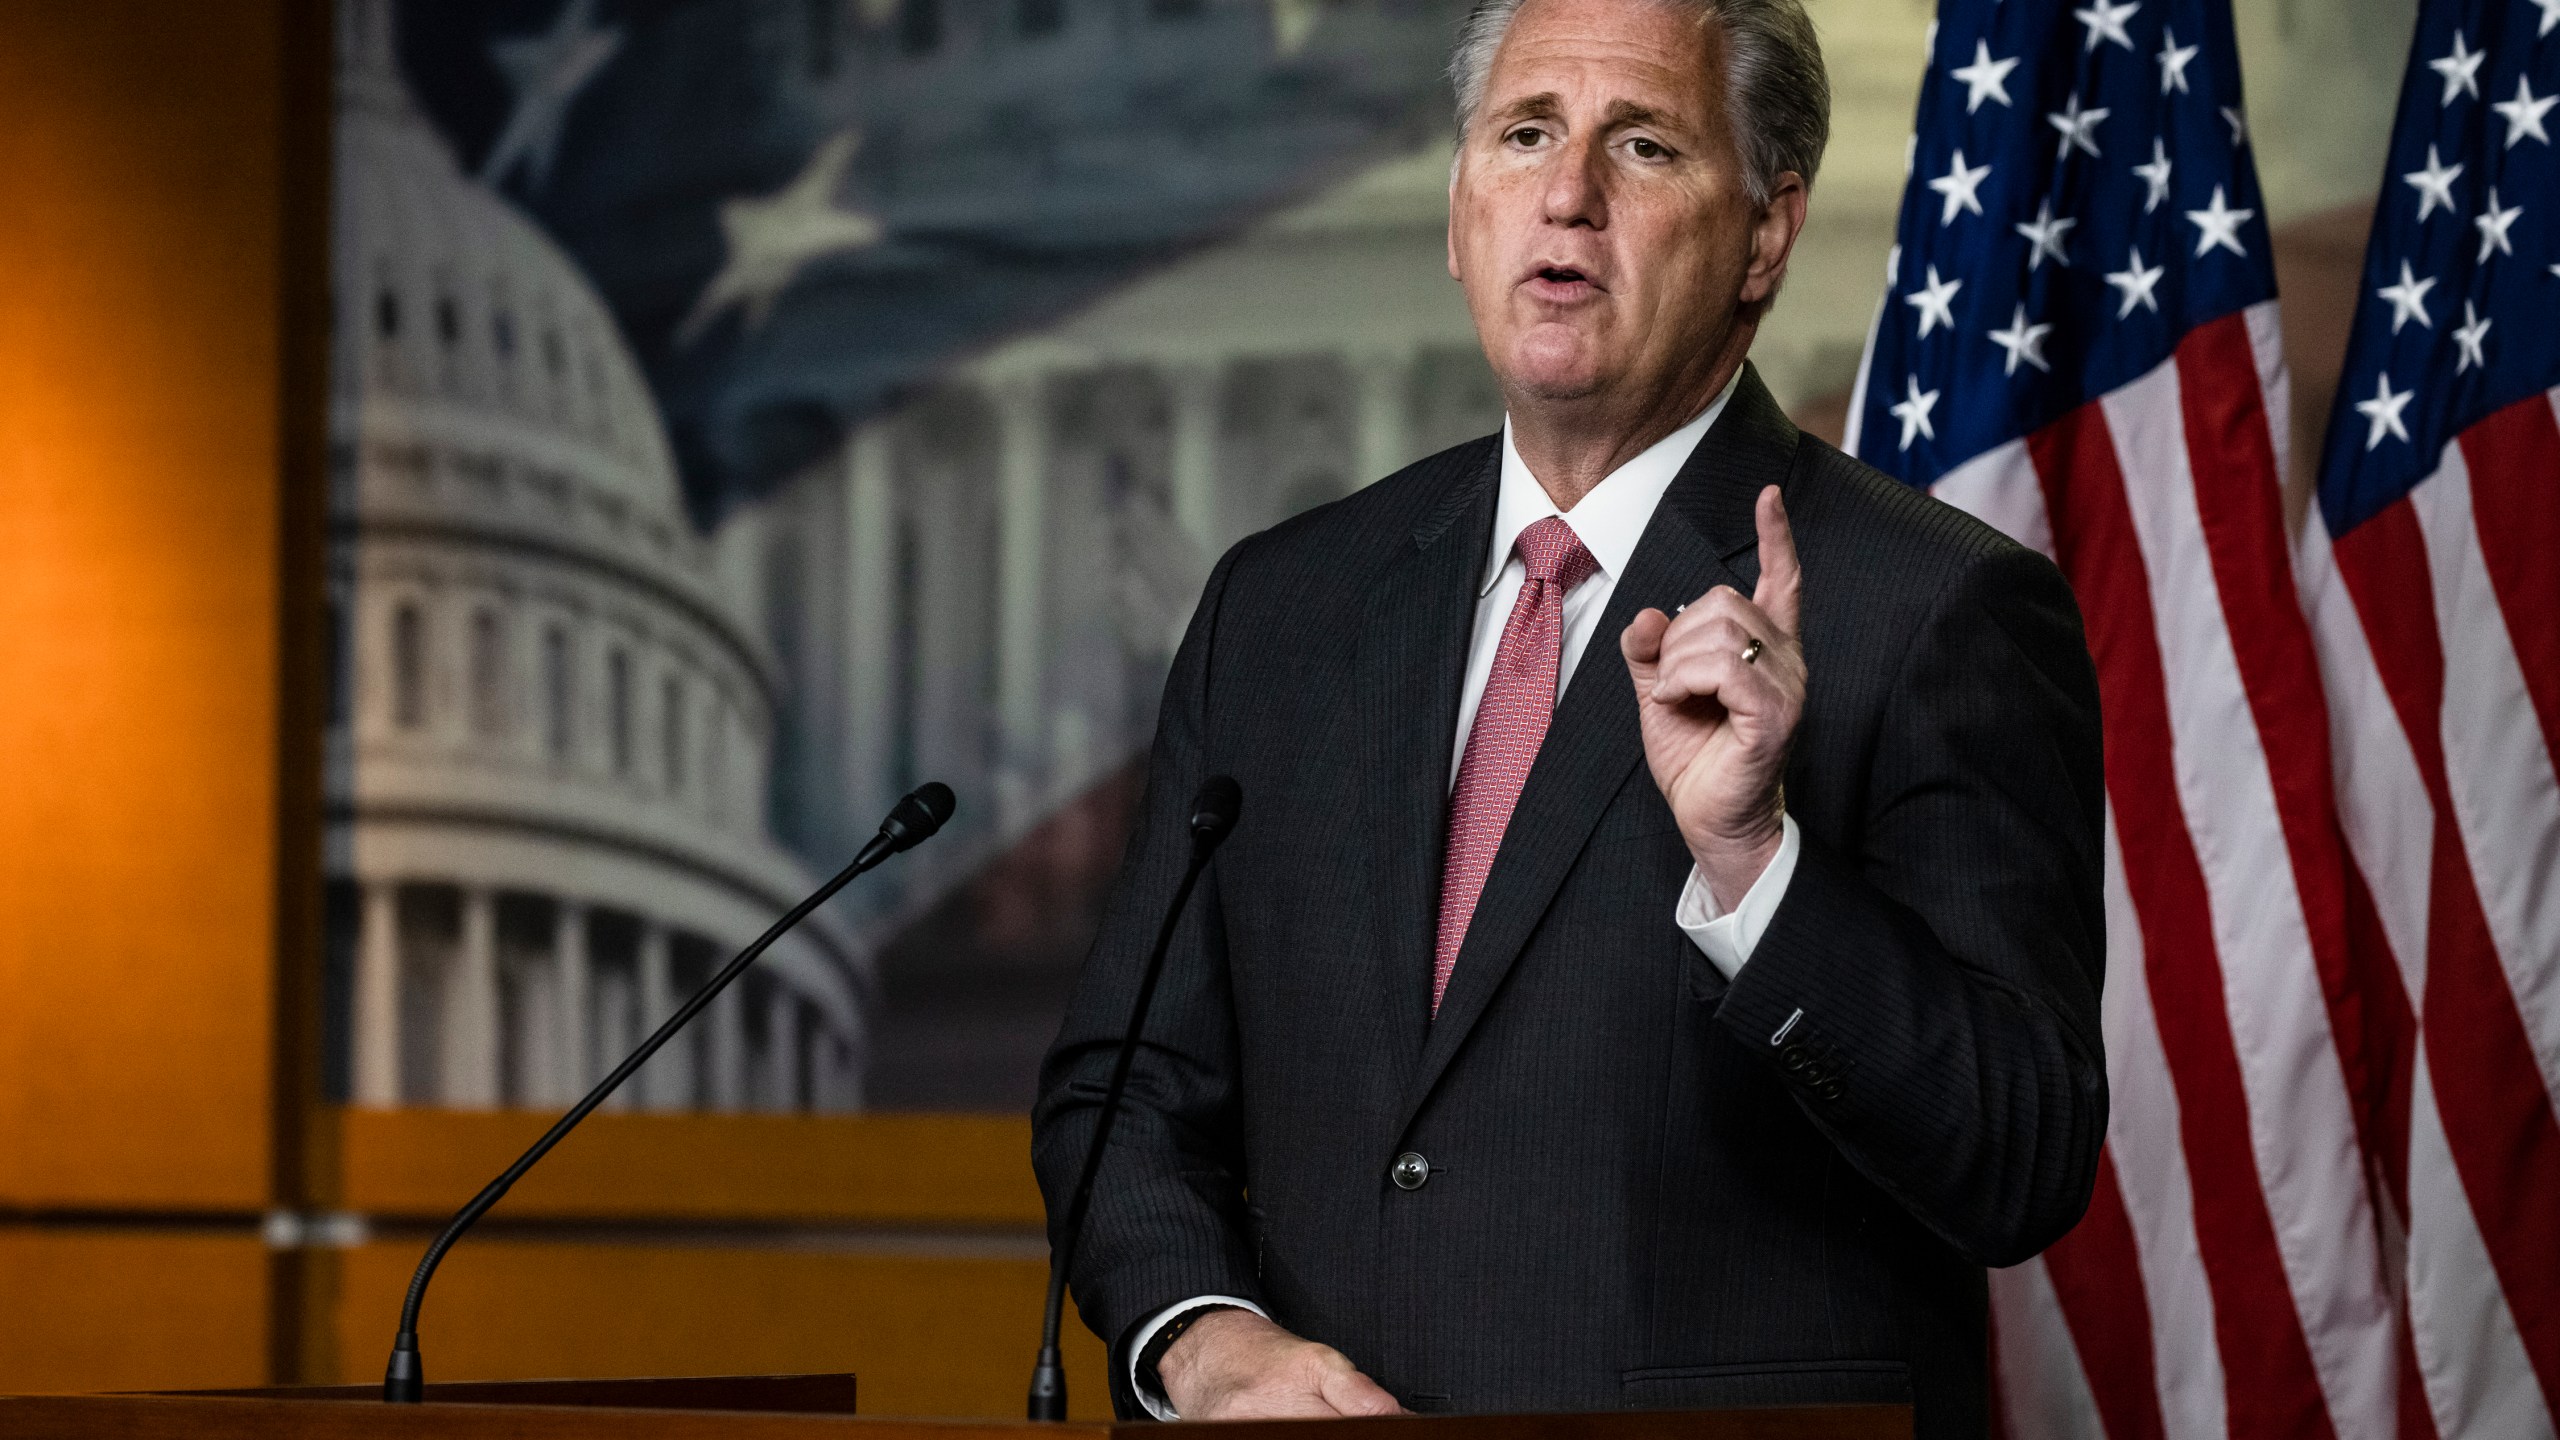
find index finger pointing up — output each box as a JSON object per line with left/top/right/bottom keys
{"left": 1753, "top": 485, "right": 1802, "bottom": 638}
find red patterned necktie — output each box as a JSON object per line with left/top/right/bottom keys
{"left": 1433, "top": 515, "right": 1599, "bottom": 1014}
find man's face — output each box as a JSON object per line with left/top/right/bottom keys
{"left": 1448, "top": 0, "right": 1796, "bottom": 409}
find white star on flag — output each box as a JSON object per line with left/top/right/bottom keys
{"left": 2452, "top": 299, "right": 2491, "bottom": 372}
{"left": 2132, "top": 138, "right": 2174, "bottom": 213}
{"left": 676, "top": 129, "right": 886, "bottom": 347}
{"left": 2430, "top": 31, "right": 2485, "bottom": 105}
{"left": 2184, "top": 185, "right": 2253, "bottom": 257}
{"left": 2403, "top": 144, "right": 2463, "bottom": 222}
{"left": 479, "top": 0, "right": 625, "bottom": 190}
{"left": 2016, "top": 197, "right": 2076, "bottom": 269}
{"left": 1988, "top": 304, "right": 2054, "bottom": 375}
{"left": 1950, "top": 41, "right": 2020, "bottom": 114}
{"left": 2536, "top": 0, "right": 2560, "bottom": 38}
{"left": 2475, "top": 186, "right": 2523, "bottom": 261}
{"left": 1888, "top": 376, "right": 1941, "bottom": 450}
{"left": 2376, "top": 261, "right": 2437, "bottom": 333}
{"left": 2075, "top": 0, "right": 2140, "bottom": 52}
{"left": 2491, "top": 75, "right": 2556, "bottom": 149}
{"left": 1905, "top": 264, "right": 1963, "bottom": 337}
{"left": 2157, "top": 28, "right": 2198, "bottom": 94}
{"left": 2106, "top": 245, "right": 2166, "bottom": 317}
{"left": 2050, "top": 94, "right": 2109, "bottom": 160}
{"left": 2220, "top": 105, "right": 2249, "bottom": 145}
{"left": 1930, "top": 149, "right": 1993, "bottom": 224}
{"left": 2354, "top": 372, "right": 2414, "bottom": 449}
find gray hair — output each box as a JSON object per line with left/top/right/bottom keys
{"left": 1447, "top": 0, "right": 1830, "bottom": 206}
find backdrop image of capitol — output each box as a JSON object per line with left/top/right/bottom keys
{"left": 328, "top": 0, "right": 2398, "bottom": 1113}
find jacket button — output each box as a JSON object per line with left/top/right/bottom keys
{"left": 1389, "top": 1152, "right": 1432, "bottom": 1191}
{"left": 1813, "top": 1078, "right": 1844, "bottom": 1101}
{"left": 1779, "top": 1043, "right": 1812, "bottom": 1072}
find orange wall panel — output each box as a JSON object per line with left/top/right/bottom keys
{"left": 333, "top": 1109, "right": 1045, "bottom": 1226}
{"left": 0, "top": 1228, "right": 270, "bottom": 1394}
{"left": 0, "top": 4, "right": 292, "bottom": 1207}
{"left": 331, "top": 1240, "right": 1113, "bottom": 1421}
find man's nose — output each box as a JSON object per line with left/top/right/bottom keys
{"left": 1540, "top": 134, "right": 1609, "bottom": 228}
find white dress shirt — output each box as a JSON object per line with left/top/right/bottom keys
{"left": 1127, "top": 373, "right": 1801, "bottom": 1417}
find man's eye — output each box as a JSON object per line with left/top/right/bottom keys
{"left": 1629, "top": 137, "right": 1668, "bottom": 160}
{"left": 1507, "top": 127, "right": 1546, "bottom": 147}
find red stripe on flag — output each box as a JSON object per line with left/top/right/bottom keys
{"left": 2172, "top": 313, "right": 2395, "bottom": 1173}
{"left": 2040, "top": 1149, "right": 2168, "bottom": 1440}
{"left": 2028, "top": 402, "right": 2340, "bottom": 1440}
{"left": 2453, "top": 391, "right": 2560, "bottom": 774}
{"left": 2330, "top": 498, "right": 2560, "bottom": 1412}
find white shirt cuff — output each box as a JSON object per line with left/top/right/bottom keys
{"left": 1674, "top": 814, "right": 1800, "bottom": 980}
{"left": 1128, "top": 1294, "right": 1269, "bottom": 1421}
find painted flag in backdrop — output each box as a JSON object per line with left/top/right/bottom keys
{"left": 393, "top": 0, "right": 1468, "bottom": 524}
{"left": 2297, "top": 0, "right": 2560, "bottom": 1432}
{"left": 1847, "top": 0, "right": 2410, "bottom": 1434}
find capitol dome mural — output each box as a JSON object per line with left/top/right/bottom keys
{"left": 325, "top": 0, "right": 868, "bottom": 1115}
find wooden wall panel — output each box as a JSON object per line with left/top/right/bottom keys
{"left": 329, "top": 1240, "right": 1113, "bottom": 1421}
{"left": 331, "top": 1110, "right": 1044, "bottom": 1226}
{"left": 0, "top": 1229, "right": 270, "bottom": 1393}
{"left": 0, "top": 1, "right": 294, "bottom": 1210}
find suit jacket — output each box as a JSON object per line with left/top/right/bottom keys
{"left": 1031, "top": 365, "right": 2108, "bottom": 1438}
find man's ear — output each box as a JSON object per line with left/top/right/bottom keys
{"left": 1738, "top": 173, "right": 1809, "bottom": 306}
{"left": 1446, "top": 149, "right": 1466, "bottom": 282}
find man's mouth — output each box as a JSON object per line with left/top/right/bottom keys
{"left": 1525, "top": 266, "right": 1600, "bottom": 299}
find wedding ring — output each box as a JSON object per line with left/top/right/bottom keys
{"left": 1739, "top": 636, "right": 1765, "bottom": 665}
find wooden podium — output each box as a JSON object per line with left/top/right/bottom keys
{"left": 0, "top": 1375, "right": 1913, "bottom": 1438}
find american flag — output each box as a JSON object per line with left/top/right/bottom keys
{"left": 1845, "top": 0, "right": 2435, "bottom": 1434}
{"left": 2298, "top": 0, "right": 2560, "bottom": 1433}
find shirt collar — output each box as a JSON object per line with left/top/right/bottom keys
{"left": 1482, "top": 368, "right": 1742, "bottom": 597}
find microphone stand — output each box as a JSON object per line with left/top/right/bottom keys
{"left": 1027, "top": 776, "right": 1241, "bottom": 1421}
{"left": 383, "top": 782, "right": 957, "bottom": 1403}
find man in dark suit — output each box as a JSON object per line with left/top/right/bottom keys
{"left": 1032, "top": 0, "right": 2107, "bottom": 1431}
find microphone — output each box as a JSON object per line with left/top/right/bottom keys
{"left": 383, "top": 782, "right": 957, "bottom": 1403}
{"left": 1027, "top": 776, "right": 1242, "bottom": 1421}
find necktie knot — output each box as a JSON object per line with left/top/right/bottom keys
{"left": 1515, "top": 516, "right": 1598, "bottom": 591}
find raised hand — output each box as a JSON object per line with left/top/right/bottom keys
{"left": 1618, "top": 484, "right": 1806, "bottom": 910}
{"left": 1157, "top": 1309, "right": 1408, "bottom": 1420}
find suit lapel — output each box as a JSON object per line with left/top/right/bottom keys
{"left": 1349, "top": 441, "right": 1499, "bottom": 1072}
{"left": 1399, "top": 366, "right": 1801, "bottom": 1123}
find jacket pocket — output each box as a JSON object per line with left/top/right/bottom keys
{"left": 1620, "top": 1358, "right": 1912, "bottom": 1410}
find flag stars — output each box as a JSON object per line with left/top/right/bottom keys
{"left": 2106, "top": 246, "right": 2167, "bottom": 317}
{"left": 2535, "top": 0, "right": 2560, "bottom": 39}
{"left": 1950, "top": 41, "right": 2021, "bottom": 113}
{"left": 2017, "top": 197, "right": 2077, "bottom": 269}
{"left": 2185, "top": 186, "right": 2254, "bottom": 258}
{"left": 1988, "top": 304, "right": 2055, "bottom": 376}
{"left": 2376, "top": 261, "right": 2437, "bottom": 333}
{"left": 2476, "top": 187, "right": 2523, "bottom": 262}
{"left": 2221, "top": 106, "right": 2249, "bottom": 146}
{"left": 2050, "top": 93, "right": 2109, "bottom": 160}
{"left": 2431, "top": 31, "right": 2484, "bottom": 106}
{"left": 2403, "top": 145, "right": 2463, "bottom": 222}
{"left": 2354, "top": 373, "right": 2414, "bottom": 450}
{"left": 2157, "top": 28, "right": 2198, "bottom": 94}
{"left": 1906, "top": 264, "right": 1964, "bottom": 337}
{"left": 2133, "top": 138, "right": 2174, "bottom": 213}
{"left": 2492, "top": 75, "right": 2556, "bottom": 149}
{"left": 2452, "top": 301, "right": 2491, "bottom": 373}
{"left": 1889, "top": 376, "right": 1941, "bottom": 451}
{"left": 2075, "top": 0, "right": 2140, "bottom": 53}
{"left": 1930, "top": 149, "right": 1994, "bottom": 224}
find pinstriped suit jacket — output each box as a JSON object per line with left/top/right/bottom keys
{"left": 1032, "top": 365, "right": 2108, "bottom": 1439}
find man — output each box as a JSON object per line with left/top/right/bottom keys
{"left": 1032, "top": 0, "right": 2107, "bottom": 1432}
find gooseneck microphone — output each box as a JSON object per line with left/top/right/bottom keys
{"left": 383, "top": 782, "right": 957, "bottom": 1404}
{"left": 1027, "top": 775, "right": 1242, "bottom": 1422}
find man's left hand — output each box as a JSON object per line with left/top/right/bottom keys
{"left": 1619, "top": 484, "right": 1805, "bottom": 911}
